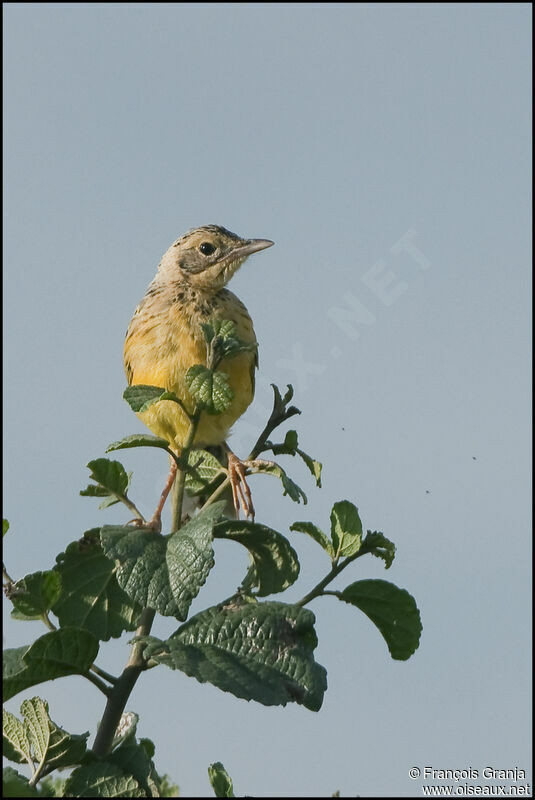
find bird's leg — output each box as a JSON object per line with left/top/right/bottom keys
{"left": 148, "top": 458, "right": 178, "bottom": 531}
{"left": 129, "top": 458, "right": 178, "bottom": 532}
{"left": 225, "top": 447, "right": 255, "bottom": 520}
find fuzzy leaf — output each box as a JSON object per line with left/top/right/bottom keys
{"left": 296, "top": 447, "right": 322, "bottom": 487}
{"left": 123, "top": 384, "right": 188, "bottom": 414}
{"left": 2, "top": 767, "right": 39, "bottom": 797}
{"left": 208, "top": 762, "right": 234, "bottom": 798}
{"left": 339, "top": 579, "right": 422, "bottom": 660}
{"left": 52, "top": 531, "right": 142, "bottom": 641}
{"left": 214, "top": 520, "right": 300, "bottom": 595}
{"left": 106, "top": 433, "right": 171, "bottom": 453}
{"left": 267, "top": 430, "right": 322, "bottom": 488}
{"left": 271, "top": 430, "right": 297, "bottom": 456}
{"left": 271, "top": 384, "right": 298, "bottom": 417}
{"left": 362, "top": 531, "right": 396, "bottom": 569}
{"left": 142, "top": 600, "right": 327, "bottom": 711}
{"left": 3, "top": 629, "right": 99, "bottom": 702}
{"left": 202, "top": 319, "right": 256, "bottom": 364}
{"left": 185, "top": 366, "right": 233, "bottom": 414}
{"left": 250, "top": 461, "right": 307, "bottom": 504}
{"left": 290, "top": 521, "right": 334, "bottom": 559}
{"left": 101, "top": 503, "right": 225, "bottom": 619}
{"left": 2, "top": 709, "right": 32, "bottom": 765}
{"left": 40, "top": 718, "right": 88, "bottom": 772}
{"left": 20, "top": 697, "right": 50, "bottom": 769}
{"left": 84, "top": 458, "right": 130, "bottom": 495}
{"left": 106, "top": 741, "right": 155, "bottom": 797}
{"left": 81, "top": 459, "right": 133, "bottom": 510}
{"left": 62, "top": 762, "right": 146, "bottom": 798}
{"left": 106, "top": 433, "right": 169, "bottom": 453}
{"left": 330, "top": 501, "right": 362, "bottom": 559}
{"left": 185, "top": 449, "right": 225, "bottom": 495}
{"left": 9, "top": 571, "right": 62, "bottom": 619}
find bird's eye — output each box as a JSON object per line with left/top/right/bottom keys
{"left": 199, "top": 242, "right": 216, "bottom": 256}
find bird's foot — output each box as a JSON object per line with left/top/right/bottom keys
{"left": 226, "top": 451, "right": 255, "bottom": 520}
{"left": 126, "top": 515, "right": 162, "bottom": 532}
{"left": 126, "top": 458, "right": 178, "bottom": 532}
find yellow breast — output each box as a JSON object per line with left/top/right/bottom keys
{"left": 124, "top": 287, "right": 256, "bottom": 451}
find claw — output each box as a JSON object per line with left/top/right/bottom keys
{"left": 227, "top": 450, "right": 255, "bottom": 520}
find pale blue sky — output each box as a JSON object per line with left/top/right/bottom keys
{"left": 3, "top": 3, "right": 532, "bottom": 797}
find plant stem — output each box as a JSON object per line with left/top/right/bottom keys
{"left": 249, "top": 408, "right": 299, "bottom": 460}
{"left": 119, "top": 495, "right": 146, "bottom": 523}
{"left": 91, "top": 607, "right": 156, "bottom": 756}
{"left": 171, "top": 410, "right": 201, "bottom": 531}
{"left": 200, "top": 474, "right": 231, "bottom": 508}
{"left": 296, "top": 550, "right": 366, "bottom": 607}
{"left": 90, "top": 664, "right": 118, "bottom": 684}
{"left": 83, "top": 670, "right": 112, "bottom": 697}
{"left": 29, "top": 757, "right": 47, "bottom": 787}
{"left": 92, "top": 411, "right": 204, "bottom": 755}
{"left": 41, "top": 612, "right": 57, "bottom": 631}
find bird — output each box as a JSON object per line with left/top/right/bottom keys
{"left": 123, "top": 225, "right": 274, "bottom": 529}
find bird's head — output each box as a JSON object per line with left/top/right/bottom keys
{"left": 158, "top": 225, "right": 274, "bottom": 291}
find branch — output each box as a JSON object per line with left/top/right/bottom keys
{"left": 82, "top": 670, "right": 112, "bottom": 697}
{"left": 171, "top": 410, "right": 201, "bottom": 531}
{"left": 296, "top": 549, "right": 368, "bottom": 607}
{"left": 91, "top": 607, "right": 155, "bottom": 756}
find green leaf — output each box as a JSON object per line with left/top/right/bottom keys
{"left": 272, "top": 430, "right": 298, "bottom": 456}
{"left": 330, "top": 501, "right": 362, "bottom": 559}
{"left": 339, "top": 579, "right": 422, "bottom": 660}
{"left": 214, "top": 520, "right": 300, "bottom": 595}
{"left": 9, "top": 571, "right": 62, "bottom": 619}
{"left": 3, "top": 708, "right": 32, "bottom": 765}
{"left": 185, "top": 366, "right": 233, "bottom": 414}
{"left": 142, "top": 600, "right": 327, "bottom": 711}
{"left": 20, "top": 698, "right": 50, "bottom": 772}
{"left": 2, "top": 767, "right": 39, "bottom": 797}
{"left": 202, "top": 319, "right": 256, "bottom": 366}
{"left": 62, "top": 761, "right": 146, "bottom": 797}
{"left": 63, "top": 735, "right": 163, "bottom": 797}
{"left": 290, "top": 521, "right": 334, "bottom": 559}
{"left": 272, "top": 383, "right": 298, "bottom": 417}
{"left": 107, "top": 741, "right": 155, "bottom": 797}
{"left": 185, "top": 449, "right": 225, "bottom": 495}
{"left": 52, "top": 531, "right": 142, "bottom": 641}
{"left": 41, "top": 720, "right": 88, "bottom": 772}
{"left": 3, "top": 519, "right": 9, "bottom": 536}
{"left": 3, "top": 628, "right": 99, "bottom": 702}
{"left": 3, "top": 699, "right": 88, "bottom": 774}
{"left": 157, "top": 773, "right": 180, "bottom": 798}
{"left": 106, "top": 433, "right": 171, "bottom": 452}
{"left": 123, "top": 384, "right": 190, "bottom": 416}
{"left": 100, "top": 503, "right": 225, "bottom": 619}
{"left": 81, "top": 459, "right": 133, "bottom": 510}
{"left": 362, "top": 531, "right": 396, "bottom": 569}
{"left": 267, "top": 430, "right": 322, "bottom": 489}
{"left": 208, "top": 762, "right": 234, "bottom": 797}
{"left": 296, "top": 447, "right": 322, "bottom": 488}
{"left": 249, "top": 461, "right": 307, "bottom": 504}
{"left": 35, "top": 776, "right": 67, "bottom": 797}
{"left": 202, "top": 318, "right": 236, "bottom": 341}
{"left": 124, "top": 384, "right": 165, "bottom": 412}
{"left": 84, "top": 458, "right": 130, "bottom": 496}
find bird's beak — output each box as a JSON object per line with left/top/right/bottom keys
{"left": 234, "top": 238, "right": 274, "bottom": 258}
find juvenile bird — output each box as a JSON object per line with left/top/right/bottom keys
{"left": 124, "top": 225, "right": 273, "bottom": 528}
